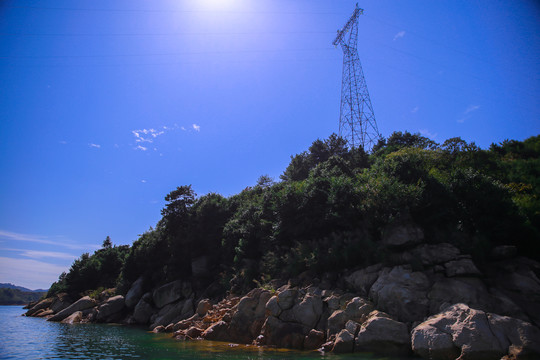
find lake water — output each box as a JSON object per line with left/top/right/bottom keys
{"left": 0, "top": 306, "right": 408, "bottom": 359}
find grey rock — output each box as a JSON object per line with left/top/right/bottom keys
{"left": 382, "top": 220, "right": 424, "bottom": 249}
{"left": 133, "top": 294, "right": 156, "bottom": 324}
{"left": 97, "top": 295, "right": 125, "bottom": 322}
{"left": 304, "top": 329, "right": 325, "bottom": 350}
{"left": 444, "top": 258, "right": 482, "bottom": 277}
{"left": 277, "top": 288, "right": 298, "bottom": 310}
{"left": 327, "top": 310, "right": 349, "bottom": 337}
{"left": 332, "top": 329, "right": 354, "bottom": 354}
{"left": 369, "top": 265, "right": 430, "bottom": 323}
{"left": 411, "top": 303, "right": 540, "bottom": 360}
{"left": 265, "top": 295, "right": 281, "bottom": 317}
{"left": 355, "top": 313, "right": 410, "bottom": 356}
{"left": 345, "top": 264, "right": 384, "bottom": 296}
{"left": 125, "top": 276, "right": 145, "bottom": 308}
{"left": 152, "top": 280, "right": 192, "bottom": 309}
{"left": 48, "top": 296, "right": 97, "bottom": 322}
{"left": 260, "top": 315, "right": 305, "bottom": 349}
{"left": 150, "top": 298, "right": 194, "bottom": 329}
{"left": 196, "top": 299, "right": 212, "bottom": 317}
{"left": 61, "top": 311, "right": 83, "bottom": 324}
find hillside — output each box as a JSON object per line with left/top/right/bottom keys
{"left": 28, "top": 131, "right": 540, "bottom": 358}
{"left": 0, "top": 283, "right": 47, "bottom": 293}
{"left": 46, "top": 132, "right": 540, "bottom": 298}
{"left": 0, "top": 287, "right": 45, "bottom": 305}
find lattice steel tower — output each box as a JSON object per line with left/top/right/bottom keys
{"left": 333, "top": 4, "right": 380, "bottom": 150}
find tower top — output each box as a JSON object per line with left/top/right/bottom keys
{"left": 333, "top": 4, "right": 380, "bottom": 150}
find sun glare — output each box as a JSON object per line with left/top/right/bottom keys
{"left": 199, "top": 0, "right": 243, "bottom": 11}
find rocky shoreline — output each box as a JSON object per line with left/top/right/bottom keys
{"left": 25, "top": 239, "right": 540, "bottom": 359}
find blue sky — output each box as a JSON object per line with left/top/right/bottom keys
{"left": 1, "top": 0, "right": 539, "bottom": 290}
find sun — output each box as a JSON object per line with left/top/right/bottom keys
{"left": 199, "top": 0, "right": 243, "bottom": 11}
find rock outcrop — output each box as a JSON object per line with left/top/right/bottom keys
{"left": 48, "top": 296, "right": 97, "bottom": 322}
{"left": 412, "top": 303, "right": 540, "bottom": 360}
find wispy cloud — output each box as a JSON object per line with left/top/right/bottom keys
{"left": 136, "top": 145, "right": 147, "bottom": 151}
{"left": 464, "top": 104, "right": 480, "bottom": 114}
{"left": 0, "top": 256, "right": 68, "bottom": 290}
{"left": 89, "top": 143, "right": 101, "bottom": 148}
{"left": 419, "top": 129, "right": 437, "bottom": 139}
{"left": 0, "top": 230, "right": 98, "bottom": 251}
{"left": 411, "top": 106, "right": 419, "bottom": 114}
{"left": 192, "top": 124, "right": 201, "bottom": 132}
{"left": 393, "top": 30, "right": 405, "bottom": 41}
{"left": 141, "top": 180, "right": 147, "bottom": 183}
{"left": 458, "top": 104, "right": 481, "bottom": 123}
{"left": 0, "top": 248, "right": 76, "bottom": 261}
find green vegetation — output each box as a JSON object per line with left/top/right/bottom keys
{"left": 48, "top": 132, "right": 540, "bottom": 297}
{"left": 0, "top": 288, "right": 45, "bottom": 305}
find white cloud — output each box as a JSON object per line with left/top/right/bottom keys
{"left": 0, "top": 248, "right": 76, "bottom": 261}
{"left": 192, "top": 124, "right": 201, "bottom": 132}
{"left": 89, "top": 143, "right": 101, "bottom": 148}
{"left": 59, "top": 140, "right": 67, "bottom": 145}
{"left": 393, "top": 30, "right": 405, "bottom": 41}
{"left": 419, "top": 129, "right": 437, "bottom": 139}
{"left": 181, "top": 126, "right": 186, "bottom": 131}
{"left": 136, "top": 145, "right": 148, "bottom": 151}
{"left": 458, "top": 104, "right": 481, "bottom": 123}
{"left": 141, "top": 180, "right": 147, "bottom": 183}
{"left": 0, "top": 230, "right": 97, "bottom": 251}
{"left": 411, "top": 106, "right": 419, "bottom": 114}
{"left": 464, "top": 104, "right": 480, "bottom": 114}
{"left": 0, "top": 256, "right": 68, "bottom": 290}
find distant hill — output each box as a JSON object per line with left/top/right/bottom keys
{"left": 0, "top": 283, "right": 47, "bottom": 293}
{"left": 0, "top": 284, "right": 46, "bottom": 305}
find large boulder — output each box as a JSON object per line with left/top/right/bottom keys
{"left": 276, "top": 288, "right": 298, "bottom": 310}
{"left": 279, "top": 294, "right": 323, "bottom": 328}
{"left": 133, "top": 293, "right": 156, "bottom": 324}
{"left": 96, "top": 295, "right": 125, "bottom": 322}
{"left": 61, "top": 311, "right": 83, "bottom": 324}
{"left": 344, "top": 297, "right": 373, "bottom": 323}
{"left": 411, "top": 303, "right": 540, "bottom": 360}
{"left": 125, "top": 277, "right": 145, "bottom": 308}
{"left": 345, "top": 264, "right": 383, "bottom": 296}
{"left": 228, "top": 288, "right": 272, "bottom": 343}
{"left": 304, "top": 329, "right": 325, "bottom": 350}
{"left": 332, "top": 329, "right": 355, "bottom": 354}
{"left": 355, "top": 311, "right": 410, "bottom": 356}
{"left": 381, "top": 219, "right": 424, "bottom": 249}
{"left": 25, "top": 297, "right": 54, "bottom": 316}
{"left": 152, "top": 280, "right": 192, "bottom": 309}
{"left": 150, "top": 298, "right": 194, "bottom": 329}
{"left": 50, "top": 293, "right": 73, "bottom": 313}
{"left": 327, "top": 310, "right": 349, "bottom": 337}
{"left": 201, "top": 321, "right": 230, "bottom": 341}
{"left": 259, "top": 315, "right": 305, "bottom": 349}
{"left": 369, "top": 265, "right": 430, "bottom": 323}
{"left": 397, "top": 243, "right": 461, "bottom": 266}
{"left": 428, "top": 277, "right": 494, "bottom": 315}
{"left": 48, "top": 296, "right": 97, "bottom": 322}
{"left": 444, "top": 257, "right": 482, "bottom": 277}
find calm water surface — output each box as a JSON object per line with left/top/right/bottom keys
{"left": 0, "top": 306, "right": 407, "bottom": 360}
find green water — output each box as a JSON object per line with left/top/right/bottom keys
{"left": 0, "top": 306, "right": 408, "bottom": 359}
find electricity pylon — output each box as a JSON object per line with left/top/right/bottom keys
{"left": 333, "top": 4, "right": 380, "bottom": 150}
